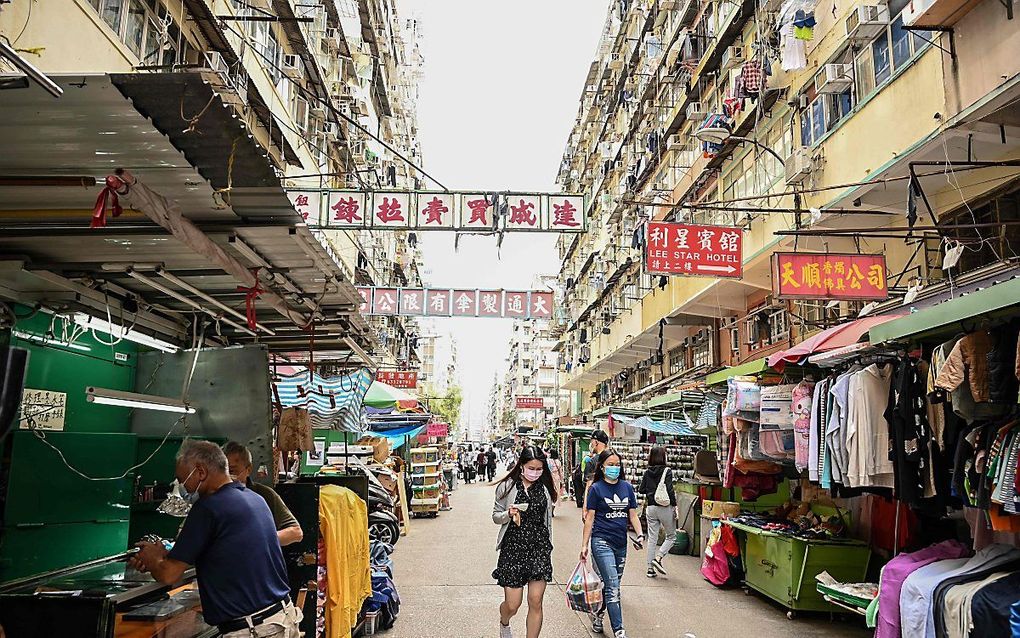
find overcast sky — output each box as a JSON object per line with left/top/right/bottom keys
{"left": 399, "top": 0, "right": 609, "bottom": 438}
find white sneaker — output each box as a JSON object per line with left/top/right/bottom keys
{"left": 615, "top": 630, "right": 628, "bottom": 638}
{"left": 499, "top": 622, "right": 512, "bottom": 638}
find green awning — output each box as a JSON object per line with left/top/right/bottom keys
{"left": 647, "top": 392, "right": 683, "bottom": 408}
{"left": 592, "top": 406, "right": 611, "bottom": 418}
{"left": 869, "top": 277, "right": 1020, "bottom": 344}
{"left": 704, "top": 357, "right": 769, "bottom": 386}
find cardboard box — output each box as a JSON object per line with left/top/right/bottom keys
{"left": 701, "top": 500, "right": 740, "bottom": 519}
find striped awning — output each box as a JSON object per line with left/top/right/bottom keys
{"left": 273, "top": 368, "right": 374, "bottom": 431}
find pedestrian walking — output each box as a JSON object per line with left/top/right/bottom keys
{"left": 492, "top": 446, "right": 558, "bottom": 638}
{"left": 486, "top": 447, "right": 498, "bottom": 482}
{"left": 581, "top": 430, "right": 610, "bottom": 517}
{"left": 637, "top": 446, "right": 676, "bottom": 578}
{"left": 547, "top": 450, "right": 564, "bottom": 517}
{"left": 579, "top": 449, "right": 644, "bottom": 638}
{"left": 477, "top": 447, "right": 489, "bottom": 482}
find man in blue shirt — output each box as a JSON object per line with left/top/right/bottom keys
{"left": 130, "top": 440, "right": 301, "bottom": 637}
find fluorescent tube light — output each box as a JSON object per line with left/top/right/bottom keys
{"left": 12, "top": 330, "right": 92, "bottom": 352}
{"left": 72, "top": 313, "right": 179, "bottom": 353}
{"left": 86, "top": 387, "right": 196, "bottom": 414}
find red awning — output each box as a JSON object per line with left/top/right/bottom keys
{"left": 767, "top": 314, "right": 905, "bottom": 371}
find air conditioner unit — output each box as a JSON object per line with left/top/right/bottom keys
{"left": 815, "top": 63, "right": 853, "bottom": 94}
{"left": 721, "top": 46, "right": 744, "bottom": 71}
{"left": 784, "top": 148, "right": 813, "bottom": 185}
{"left": 845, "top": 5, "right": 889, "bottom": 40}
{"left": 668, "top": 133, "right": 684, "bottom": 150}
{"left": 608, "top": 52, "right": 624, "bottom": 70}
{"left": 686, "top": 101, "right": 706, "bottom": 121}
{"left": 281, "top": 54, "right": 302, "bottom": 80}
{"left": 322, "top": 121, "right": 338, "bottom": 136}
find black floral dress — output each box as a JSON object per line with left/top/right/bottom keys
{"left": 492, "top": 480, "right": 554, "bottom": 588}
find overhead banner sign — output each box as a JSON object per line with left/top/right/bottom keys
{"left": 515, "top": 396, "right": 545, "bottom": 409}
{"left": 358, "top": 287, "right": 554, "bottom": 319}
{"left": 289, "top": 189, "right": 586, "bottom": 232}
{"left": 772, "top": 253, "right": 888, "bottom": 300}
{"left": 376, "top": 370, "right": 418, "bottom": 389}
{"left": 645, "top": 222, "right": 743, "bottom": 278}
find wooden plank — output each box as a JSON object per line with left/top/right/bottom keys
{"left": 396, "top": 471, "right": 410, "bottom": 535}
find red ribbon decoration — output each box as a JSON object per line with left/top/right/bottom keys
{"left": 236, "top": 268, "right": 264, "bottom": 331}
{"left": 91, "top": 175, "right": 125, "bottom": 229}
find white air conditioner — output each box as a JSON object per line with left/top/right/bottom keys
{"left": 324, "top": 27, "right": 340, "bottom": 47}
{"left": 784, "top": 148, "right": 813, "bottom": 185}
{"left": 721, "top": 45, "right": 744, "bottom": 71}
{"left": 815, "top": 63, "right": 853, "bottom": 94}
{"left": 845, "top": 5, "right": 889, "bottom": 40}
{"left": 608, "top": 52, "right": 624, "bottom": 70}
{"left": 668, "top": 133, "right": 684, "bottom": 150}
{"left": 686, "top": 101, "right": 706, "bottom": 121}
{"left": 281, "top": 54, "right": 302, "bottom": 80}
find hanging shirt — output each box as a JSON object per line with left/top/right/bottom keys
{"left": 827, "top": 367, "right": 860, "bottom": 485}
{"left": 808, "top": 378, "right": 823, "bottom": 482}
{"left": 846, "top": 364, "right": 895, "bottom": 489}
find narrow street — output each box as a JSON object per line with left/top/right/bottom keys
{"left": 389, "top": 478, "right": 869, "bottom": 638}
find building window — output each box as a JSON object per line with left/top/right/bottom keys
{"left": 746, "top": 305, "right": 789, "bottom": 348}
{"left": 691, "top": 330, "right": 711, "bottom": 369}
{"left": 668, "top": 345, "right": 684, "bottom": 376}
{"left": 88, "top": 0, "right": 187, "bottom": 66}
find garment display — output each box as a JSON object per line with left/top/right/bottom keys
{"left": 793, "top": 380, "right": 815, "bottom": 472}
{"left": 846, "top": 364, "right": 895, "bottom": 489}
{"left": 319, "top": 485, "right": 372, "bottom": 638}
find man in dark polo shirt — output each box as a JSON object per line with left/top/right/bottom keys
{"left": 223, "top": 441, "right": 303, "bottom": 547}
{"left": 582, "top": 429, "right": 610, "bottom": 518}
{"left": 130, "top": 440, "right": 300, "bottom": 637}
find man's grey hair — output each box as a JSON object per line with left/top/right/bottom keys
{"left": 176, "top": 439, "right": 228, "bottom": 473}
{"left": 222, "top": 441, "right": 252, "bottom": 469}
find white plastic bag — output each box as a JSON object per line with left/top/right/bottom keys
{"left": 565, "top": 558, "right": 604, "bottom": 613}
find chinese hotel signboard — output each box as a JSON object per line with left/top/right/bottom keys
{"left": 288, "top": 189, "right": 586, "bottom": 232}
{"left": 515, "top": 396, "right": 545, "bottom": 409}
{"left": 644, "top": 222, "right": 743, "bottom": 278}
{"left": 376, "top": 370, "right": 418, "bottom": 389}
{"left": 772, "top": 253, "right": 889, "bottom": 300}
{"left": 358, "top": 287, "right": 554, "bottom": 320}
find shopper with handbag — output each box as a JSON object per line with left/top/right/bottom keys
{"left": 579, "top": 449, "right": 644, "bottom": 638}
{"left": 492, "top": 446, "right": 558, "bottom": 638}
{"left": 638, "top": 446, "right": 677, "bottom": 578}
{"left": 547, "top": 450, "right": 564, "bottom": 516}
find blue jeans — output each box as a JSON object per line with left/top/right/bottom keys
{"left": 590, "top": 536, "right": 627, "bottom": 632}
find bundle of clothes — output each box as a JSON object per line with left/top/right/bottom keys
{"left": 363, "top": 540, "right": 400, "bottom": 631}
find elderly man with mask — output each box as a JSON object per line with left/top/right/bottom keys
{"left": 223, "top": 441, "right": 303, "bottom": 547}
{"left": 130, "top": 440, "right": 300, "bottom": 637}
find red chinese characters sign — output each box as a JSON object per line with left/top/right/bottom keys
{"left": 426, "top": 422, "right": 449, "bottom": 437}
{"left": 291, "top": 189, "right": 586, "bottom": 232}
{"left": 357, "top": 288, "right": 555, "bottom": 319}
{"left": 377, "top": 370, "right": 418, "bottom": 389}
{"left": 515, "top": 396, "right": 545, "bottom": 409}
{"left": 645, "top": 222, "right": 743, "bottom": 278}
{"left": 772, "top": 253, "right": 889, "bottom": 300}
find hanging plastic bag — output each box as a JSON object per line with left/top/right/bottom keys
{"left": 565, "top": 558, "right": 604, "bottom": 613}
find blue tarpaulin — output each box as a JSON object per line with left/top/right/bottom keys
{"left": 364, "top": 424, "right": 426, "bottom": 449}
{"left": 629, "top": 416, "right": 697, "bottom": 436}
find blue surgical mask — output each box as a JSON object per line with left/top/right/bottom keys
{"left": 179, "top": 468, "right": 202, "bottom": 504}
{"left": 604, "top": 466, "right": 621, "bottom": 480}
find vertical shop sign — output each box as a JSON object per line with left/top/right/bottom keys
{"left": 771, "top": 253, "right": 889, "bottom": 300}
{"left": 416, "top": 192, "right": 456, "bottom": 228}
{"left": 529, "top": 292, "right": 554, "bottom": 319}
{"left": 645, "top": 221, "right": 743, "bottom": 278}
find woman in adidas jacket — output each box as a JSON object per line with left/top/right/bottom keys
{"left": 638, "top": 446, "right": 677, "bottom": 579}
{"left": 579, "top": 449, "right": 644, "bottom": 638}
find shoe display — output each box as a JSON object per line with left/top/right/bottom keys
{"left": 499, "top": 622, "right": 512, "bottom": 638}
{"left": 653, "top": 556, "right": 667, "bottom": 575}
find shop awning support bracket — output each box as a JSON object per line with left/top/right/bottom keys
{"left": 902, "top": 26, "right": 956, "bottom": 60}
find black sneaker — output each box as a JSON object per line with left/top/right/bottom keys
{"left": 590, "top": 613, "right": 604, "bottom": 634}
{"left": 653, "top": 556, "right": 667, "bottom": 575}
{"left": 646, "top": 567, "right": 657, "bottom": 578}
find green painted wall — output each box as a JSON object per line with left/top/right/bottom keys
{"left": 7, "top": 308, "right": 138, "bottom": 433}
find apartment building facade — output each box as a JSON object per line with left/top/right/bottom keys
{"left": 0, "top": 0, "right": 426, "bottom": 365}
{"left": 556, "top": 0, "right": 1020, "bottom": 417}
{"left": 502, "top": 318, "right": 564, "bottom": 434}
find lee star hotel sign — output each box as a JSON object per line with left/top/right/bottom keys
{"left": 288, "top": 189, "right": 587, "bottom": 232}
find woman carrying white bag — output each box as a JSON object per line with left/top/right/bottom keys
{"left": 638, "top": 446, "right": 677, "bottom": 578}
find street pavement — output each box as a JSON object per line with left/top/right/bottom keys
{"left": 386, "top": 475, "right": 870, "bottom": 638}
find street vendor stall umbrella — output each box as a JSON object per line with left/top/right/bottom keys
{"left": 364, "top": 380, "right": 419, "bottom": 410}
{"left": 766, "top": 314, "right": 904, "bottom": 372}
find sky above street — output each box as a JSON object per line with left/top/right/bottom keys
{"left": 399, "top": 0, "right": 610, "bottom": 438}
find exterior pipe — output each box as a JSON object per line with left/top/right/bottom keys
{"left": 156, "top": 267, "right": 275, "bottom": 336}
{"left": 125, "top": 268, "right": 257, "bottom": 337}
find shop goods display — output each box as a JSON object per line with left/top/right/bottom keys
{"left": 614, "top": 436, "right": 708, "bottom": 495}
{"left": 409, "top": 447, "right": 441, "bottom": 518}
